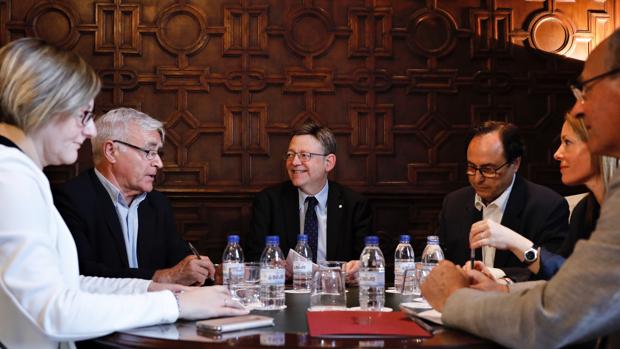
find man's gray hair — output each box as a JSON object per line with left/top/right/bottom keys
{"left": 292, "top": 120, "right": 337, "bottom": 155}
{"left": 92, "top": 107, "right": 165, "bottom": 163}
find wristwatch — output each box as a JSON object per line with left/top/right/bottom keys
{"left": 523, "top": 245, "right": 539, "bottom": 265}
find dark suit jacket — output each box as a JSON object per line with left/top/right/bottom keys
{"left": 538, "top": 193, "right": 600, "bottom": 280}
{"left": 246, "top": 180, "right": 371, "bottom": 262}
{"left": 437, "top": 175, "right": 569, "bottom": 280}
{"left": 53, "top": 169, "right": 190, "bottom": 279}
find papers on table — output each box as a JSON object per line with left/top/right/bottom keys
{"left": 399, "top": 298, "right": 443, "bottom": 325}
{"left": 400, "top": 300, "right": 432, "bottom": 310}
{"left": 285, "top": 248, "right": 319, "bottom": 275}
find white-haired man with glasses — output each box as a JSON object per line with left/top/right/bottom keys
{"left": 54, "top": 107, "right": 215, "bottom": 286}
{"left": 246, "top": 121, "right": 371, "bottom": 277}
{"left": 437, "top": 121, "right": 569, "bottom": 281}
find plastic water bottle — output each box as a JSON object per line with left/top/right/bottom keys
{"left": 421, "top": 235, "right": 444, "bottom": 266}
{"left": 259, "top": 235, "right": 286, "bottom": 309}
{"left": 221, "top": 235, "right": 244, "bottom": 285}
{"left": 394, "top": 234, "right": 415, "bottom": 292}
{"left": 293, "top": 234, "right": 313, "bottom": 291}
{"left": 359, "top": 235, "right": 385, "bottom": 310}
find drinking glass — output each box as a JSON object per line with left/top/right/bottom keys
{"left": 416, "top": 263, "right": 434, "bottom": 294}
{"left": 319, "top": 260, "right": 347, "bottom": 284}
{"left": 400, "top": 266, "right": 418, "bottom": 295}
{"left": 229, "top": 262, "right": 262, "bottom": 308}
{"left": 400, "top": 263, "right": 434, "bottom": 295}
{"left": 309, "top": 266, "right": 347, "bottom": 311}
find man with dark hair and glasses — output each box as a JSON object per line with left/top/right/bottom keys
{"left": 246, "top": 120, "right": 371, "bottom": 276}
{"left": 53, "top": 108, "right": 215, "bottom": 286}
{"left": 420, "top": 29, "right": 620, "bottom": 349}
{"left": 437, "top": 121, "right": 568, "bottom": 281}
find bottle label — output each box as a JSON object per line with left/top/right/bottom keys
{"left": 223, "top": 262, "right": 244, "bottom": 284}
{"left": 359, "top": 271, "right": 385, "bottom": 287}
{"left": 395, "top": 262, "right": 416, "bottom": 274}
{"left": 293, "top": 260, "right": 312, "bottom": 274}
{"left": 260, "top": 268, "right": 285, "bottom": 285}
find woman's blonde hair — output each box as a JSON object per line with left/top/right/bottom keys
{"left": 565, "top": 113, "right": 620, "bottom": 192}
{"left": 0, "top": 37, "right": 100, "bottom": 132}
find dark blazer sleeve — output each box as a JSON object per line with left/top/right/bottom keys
{"left": 247, "top": 182, "right": 300, "bottom": 262}
{"left": 53, "top": 171, "right": 189, "bottom": 280}
{"left": 330, "top": 184, "right": 371, "bottom": 260}
{"left": 54, "top": 184, "right": 148, "bottom": 279}
{"left": 530, "top": 193, "right": 570, "bottom": 253}
{"left": 136, "top": 191, "right": 190, "bottom": 273}
{"left": 350, "top": 193, "right": 371, "bottom": 259}
{"left": 436, "top": 187, "right": 479, "bottom": 266}
{"left": 247, "top": 189, "right": 273, "bottom": 262}
{"left": 537, "top": 194, "right": 598, "bottom": 280}
{"left": 557, "top": 193, "right": 599, "bottom": 257}
{"left": 498, "top": 178, "right": 569, "bottom": 281}
{"left": 248, "top": 181, "right": 370, "bottom": 262}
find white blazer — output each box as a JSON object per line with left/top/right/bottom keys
{"left": 0, "top": 145, "right": 178, "bottom": 349}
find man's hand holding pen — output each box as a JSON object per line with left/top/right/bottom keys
{"left": 152, "top": 243, "right": 216, "bottom": 286}
{"left": 152, "top": 254, "right": 215, "bottom": 286}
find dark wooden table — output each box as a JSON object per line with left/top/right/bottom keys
{"left": 93, "top": 288, "right": 504, "bottom": 348}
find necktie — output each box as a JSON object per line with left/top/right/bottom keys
{"left": 304, "top": 196, "right": 319, "bottom": 262}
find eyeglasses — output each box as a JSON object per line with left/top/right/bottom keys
{"left": 80, "top": 110, "right": 95, "bottom": 126}
{"left": 466, "top": 161, "right": 510, "bottom": 178}
{"left": 570, "top": 67, "right": 620, "bottom": 103}
{"left": 113, "top": 140, "right": 164, "bottom": 160}
{"left": 283, "top": 151, "right": 328, "bottom": 162}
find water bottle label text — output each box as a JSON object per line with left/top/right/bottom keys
{"left": 223, "top": 262, "right": 244, "bottom": 284}
{"left": 395, "top": 262, "right": 416, "bottom": 274}
{"left": 293, "top": 260, "right": 312, "bottom": 273}
{"left": 359, "top": 271, "right": 385, "bottom": 287}
{"left": 260, "top": 268, "right": 285, "bottom": 285}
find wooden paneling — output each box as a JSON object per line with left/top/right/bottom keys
{"left": 2, "top": 0, "right": 614, "bottom": 261}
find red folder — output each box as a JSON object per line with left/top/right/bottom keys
{"left": 306, "top": 311, "right": 432, "bottom": 337}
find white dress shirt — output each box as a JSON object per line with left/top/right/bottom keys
{"left": 474, "top": 174, "right": 516, "bottom": 267}
{"left": 298, "top": 182, "right": 329, "bottom": 262}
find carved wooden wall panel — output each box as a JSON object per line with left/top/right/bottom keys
{"left": 1, "top": 0, "right": 615, "bottom": 260}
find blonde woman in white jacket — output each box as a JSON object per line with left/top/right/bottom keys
{"left": 0, "top": 38, "right": 247, "bottom": 349}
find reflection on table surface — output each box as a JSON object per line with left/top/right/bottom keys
{"left": 93, "top": 288, "right": 504, "bottom": 348}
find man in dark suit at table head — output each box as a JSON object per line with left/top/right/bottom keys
{"left": 246, "top": 120, "right": 371, "bottom": 274}
{"left": 421, "top": 28, "right": 620, "bottom": 348}
{"left": 437, "top": 121, "right": 568, "bottom": 280}
{"left": 54, "top": 107, "right": 214, "bottom": 285}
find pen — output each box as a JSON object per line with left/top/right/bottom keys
{"left": 188, "top": 241, "right": 216, "bottom": 282}
{"left": 470, "top": 248, "right": 475, "bottom": 270}
{"left": 187, "top": 241, "right": 202, "bottom": 260}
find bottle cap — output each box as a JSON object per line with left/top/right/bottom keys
{"left": 365, "top": 235, "right": 379, "bottom": 245}
{"left": 298, "top": 234, "right": 308, "bottom": 242}
{"left": 427, "top": 235, "right": 440, "bottom": 243}
{"left": 227, "top": 235, "right": 240, "bottom": 243}
{"left": 265, "top": 235, "right": 280, "bottom": 245}
{"left": 399, "top": 234, "right": 410, "bottom": 243}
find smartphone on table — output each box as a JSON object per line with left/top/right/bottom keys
{"left": 196, "top": 315, "right": 274, "bottom": 333}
